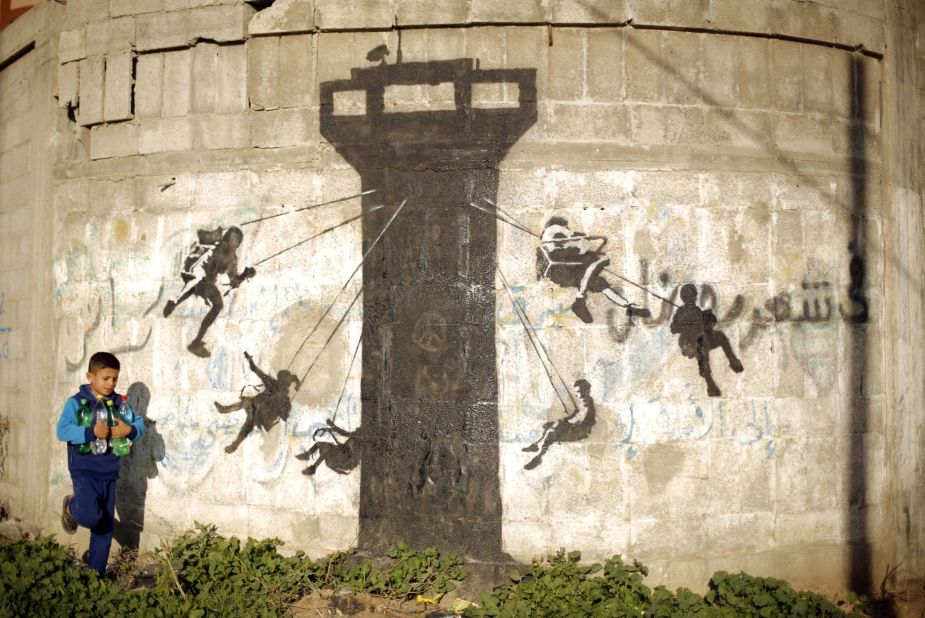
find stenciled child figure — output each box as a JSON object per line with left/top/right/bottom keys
{"left": 56, "top": 351, "right": 145, "bottom": 575}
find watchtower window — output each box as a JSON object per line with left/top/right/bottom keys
{"left": 383, "top": 83, "right": 456, "bottom": 112}
{"left": 472, "top": 81, "right": 520, "bottom": 109}
{"left": 331, "top": 89, "right": 366, "bottom": 116}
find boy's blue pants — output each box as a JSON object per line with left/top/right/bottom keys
{"left": 70, "top": 475, "right": 117, "bottom": 575}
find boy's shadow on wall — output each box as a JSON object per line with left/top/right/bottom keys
{"left": 114, "top": 382, "right": 165, "bottom": 553}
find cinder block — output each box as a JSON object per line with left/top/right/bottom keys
{"left": 136, "top": 10, "right": 192, "bottom": 51}
{"left": 165, "top": 0, "right": 235, "bottom": 10}
{"left": 85, "top": 16, "right": 136, "bottom": 56}
{"left": 769, "top": 40, "right": 802, "bottom": 112}
{"left": 193, "top": 4, "right": 254, "bottom": 43}
{"left": 194, "top": 114, "right": 249, "bottom": 150}
{"left": 315, "top": 31, "right": 392, "bottom": 85}
{"left": 77, "top": 57, "right": 105, "bottom": 126}
{"left": 628, "top": 0, "right": 707, "bottom": 29}
{"left": 65, "top": 0, "right": 108, "bottom": 29}
{"left": 661, "top": 31, "right": 701, "bottom": 105}
{"left": 773, "top": 113, "right": 834, "bottom": 154}
{"left": 278, "top": 34, "right": 313, "bottom": 108}
{"left": 191, "top": 43, "right": 220, "bottom": 113}
{"left": 624, "top": 29, "right": 662, "bottom": 102}
{"left": 248, "top": 0, "right": 314, "bottom": 35}
{"left": 104, "top": 51, "right": 134, "bottom": 122}
{"left": 395, "top": 0, "right": 467, "bottom": 26}
{"left": 134, "top": 53, "right": 164, "bottom": 118}
{"left": 469, "top": 0, "right": 549, "bottom": 22}
{"left": 138, "top": 116, "right": 194, "bottom": 153}
{"left": 548, "top": 103, "right": 630, "bottom": 142}
{"left": 505, "top": 27, "right": 547, "bottom": 100}
{"left": 59, "top": 29, "right": 87, "bottom": 64}
{"left": 421, "top": 28, "right": 466, "bottom": 62}
{"left": 137, "top": 4, "right": 252, "bottom": 52}
{"left": 466, "top": 26, "right": 505, "bottom": 71}
{"left": 550, "top": 0, "right": 627, "bottom": 23}
{"left": 89, "top": 122, "right": 139, "bottom": 159}
{"left": 111, "top": 0, "right": 165, "bottom": 17}
{"left": 315, "top": 0, "right": 391, "bottom": 29}
{"left": 247, "top": 36, "right": 280, "bottom": 111}
{"left": 547, "top": 29, "right": 584, "bottom": 101}
{"left": 57, "top": 62, "right": 79, "bottom": 109}
{"left": 705, "top": 0, "right": 772, "bottom": 33}
{"left": 701, "top": 35, "right": 737, "bottom": 108}
{"left": 215, "top": 43, "right": 248, "bottom": 113}
{"left": 802, "top": 45, "right": 832, "bottom": 115}
{"left": 773, "top": 0, "right": 835, "bottom": 43}
{"left": 734, "top": 37, "right": 770, "bottom": 109}
{"left": 586, "top": 29, "right": 623, "bottom": 103}
{"left": 162, "top": 49, "right": 192, "bottom": 117}
{"left": 704, "top": 109, "right": 771, "bottom": 151}
{"left": 252, "top": 108, "right": 317, "bottom": 148}
{"left": 829, "top": 48, "right": 854, "bottom": 119}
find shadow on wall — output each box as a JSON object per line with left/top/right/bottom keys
{"left": 114, "top": 382, "right": 165, "bottom": 553}
{"left": 319, "top": 54, "right": 536, "bottom": 559}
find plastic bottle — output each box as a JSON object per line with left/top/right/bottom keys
{"left": 90, "top": 399, "right": 109, "bottom": 455}
{"left": 76, "top": 398, "right": 93, "bottom": 455}
{"left": 111, "top": 396, "right": 133, "bottom": 457}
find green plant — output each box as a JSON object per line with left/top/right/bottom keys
{"left": 705, "top": 571, "right": 858, "bottom": 617}
{"left": 337, "top": 542, "right": 467, "bottom": 600}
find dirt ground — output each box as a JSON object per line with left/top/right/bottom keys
{"left": 288, "top": 591, "right": 466, "bottom": 617}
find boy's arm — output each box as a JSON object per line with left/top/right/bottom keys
{"left": 128, "top": 406, "right": 145, "bottom": 442}
{"left": 55, "top": 399, "right": 94, "bottom": 445}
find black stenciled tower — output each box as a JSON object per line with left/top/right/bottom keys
{"left": 320, "top": 59, "right": 536, "bottom": 558}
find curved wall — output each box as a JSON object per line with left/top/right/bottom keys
{"left": 0, "top": 0, "right": 922, "bottom": 595}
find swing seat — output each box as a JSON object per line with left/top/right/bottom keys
{"left": 539, "top": 236, "right": 608, "bottom": 279}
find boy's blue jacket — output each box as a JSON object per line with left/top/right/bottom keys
{"left": 56, "top": 384, "right": 145, "bottom": 479}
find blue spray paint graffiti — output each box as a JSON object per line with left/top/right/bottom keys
{"left": 0, "top": 292, "right": 9, "bottom": 359}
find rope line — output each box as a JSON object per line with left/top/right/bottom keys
{"left": 331, "top": 328, "right": 363, "bottom": 424}
{"left": 298, "top": 287, "right": 362, "bottom": 386}
{"left": 253, "top": 204, "right": 385, "bottom": 267}
{"left": 472, "top": 199, "right": 678, "bottom": 308}
{"left": 240, "top": 189, "right": 377, "bottom": 227}
{"left": 286, "top": 199, "right": 408, "bottom": 370}
{"left": 497, "top": 265, "right": 575, "bottom": 413}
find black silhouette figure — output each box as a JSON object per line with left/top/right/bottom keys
{"left": 214, "top": 352, "right": 301, "bottom": 453}
{"left": 536, "top": 217, "right": 650, "bottom": 323}
{"left": 296, "top": 419, "right": 362, "bottom": 475}
{"left": 670, "top": 283, "right": 744, "bottom": 397}
{"left": 114, "top": 383, "right": 165, "bottom": 554}
{"left": 522, "top": 379, "right": 596, "bottom": 470}
{"left": 163, "top": 226, "right": 256, "bottom": 358}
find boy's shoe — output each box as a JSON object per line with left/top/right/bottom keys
{"left": 570, "top": 297, "right": 593, "bottom": 324}
{"left": 162, "top": 300, "right": 177, "bottom": 317}
{"left": 61, "top": 495, "right": 77, "bottom": 534}
{"left": 187, "top": 340, "right": 211, "bottom": 358}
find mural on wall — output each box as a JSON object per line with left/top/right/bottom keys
{"left": 213, "top": 352, "right": 300, "bottom": 453}
{"left": 521, "top": 378, "right": 596, "bottom": 470}
{"left": 116, "top": 41, "right": 877, "bottom": 565}
{"left": 536, "top": 216, "right": 650, "bottom": 323}
{"left": 162, "top": 226, "right": 256, "bottom": 358}
{"left": 319, "top": 55, "right": 537, "bottom": 558}
{"left": 670, "top": 283, "right": 744, "bottom": 397}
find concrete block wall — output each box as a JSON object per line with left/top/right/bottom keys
{"left": 0, "top": 0, "right": 921, "bottom": 596}
{"left": 0, "top": 1, "right": 59, "bottom": 524}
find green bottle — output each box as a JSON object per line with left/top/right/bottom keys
{"left": 76, "top": 398, "right": 93, "bottom": 455}
{"left": 111, "top": 396, "right": 132, "bottom": 458}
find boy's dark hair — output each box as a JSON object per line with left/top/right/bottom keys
{"left": 88, "top": 352, "right": 120, "bottom": 373}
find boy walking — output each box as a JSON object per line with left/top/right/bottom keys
{"left": 56, "top": 352, "right": 145, "bottom": 575}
